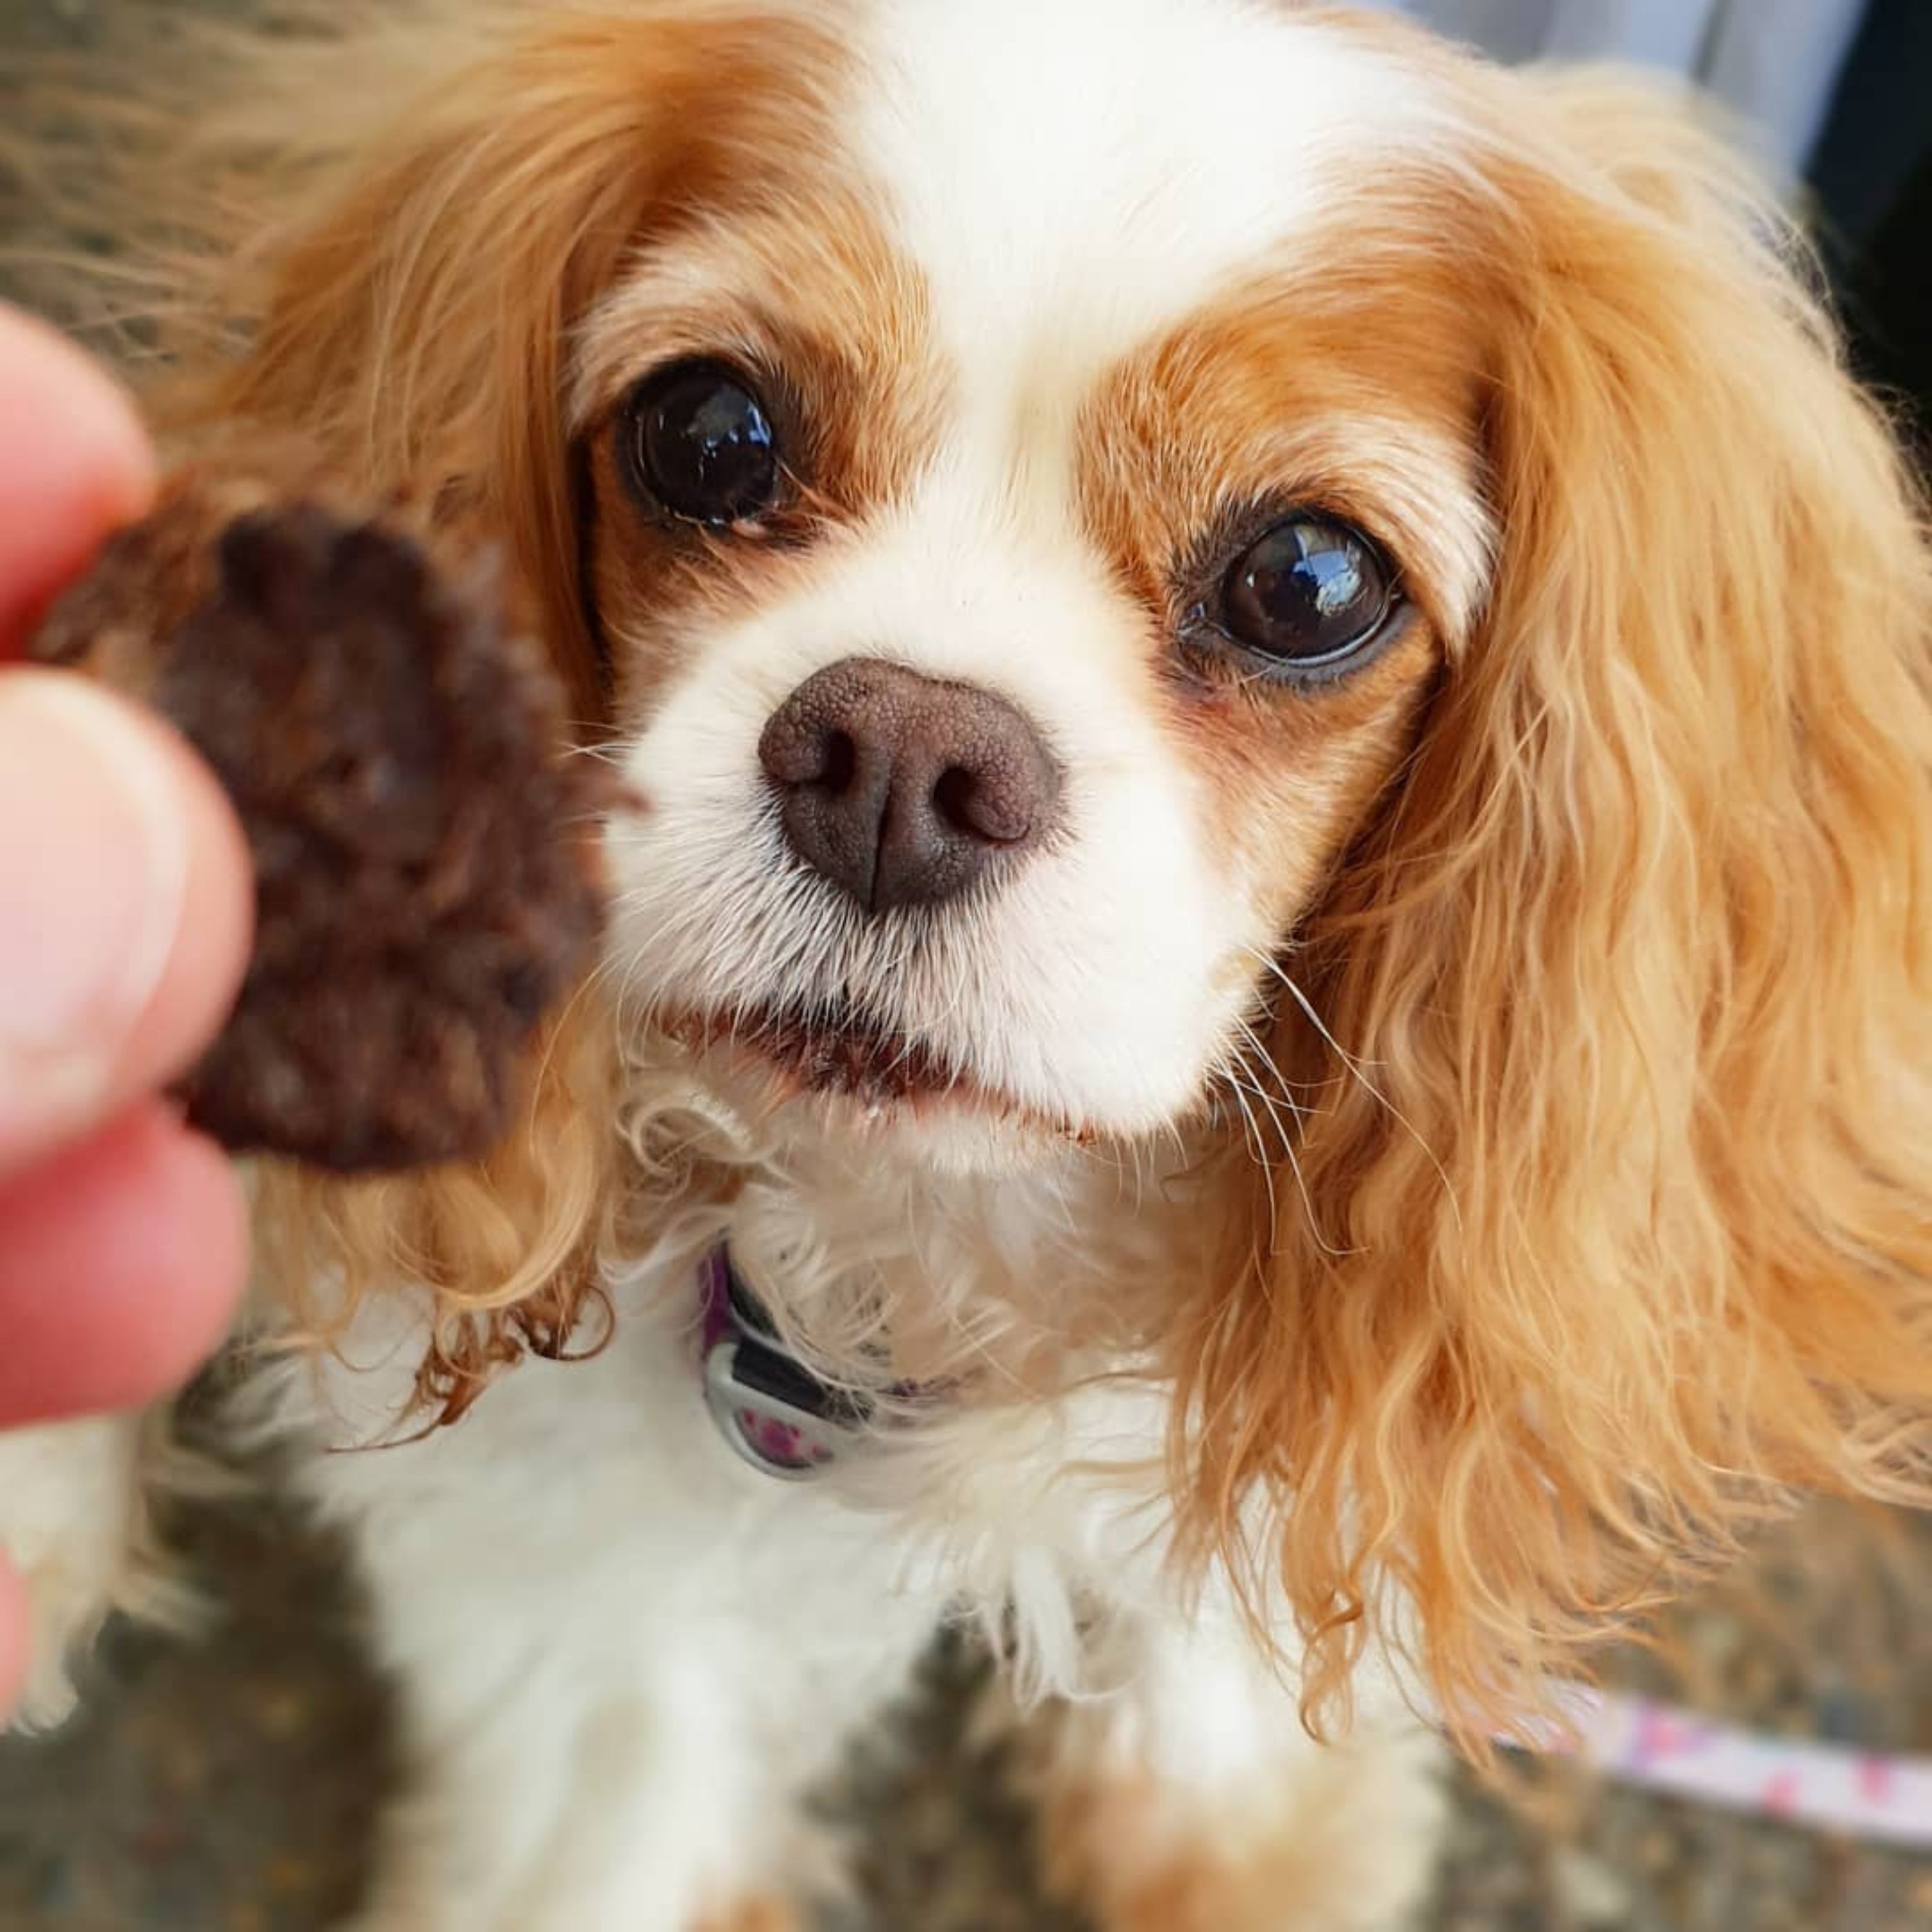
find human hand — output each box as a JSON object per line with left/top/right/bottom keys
{"left": 0, "top": 304, "right": 253, "bottom": 1711}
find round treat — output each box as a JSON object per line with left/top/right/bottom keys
{"left": 34, "top": 472, "right": 611, "bottom": 1172}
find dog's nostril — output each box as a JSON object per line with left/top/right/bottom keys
{"left": 932, "top": 764, "right": 1026, "bottom": 845}
{"left": 931, "top": 765, "right": 979, "bottom": 835}
{"left": 819, "top": 728, "right": 859, "bottom": 796}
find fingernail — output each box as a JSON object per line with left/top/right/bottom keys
{"left": 0, "top": 676, "right": 188, "bottom": 1141}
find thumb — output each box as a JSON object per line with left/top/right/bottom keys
{"left": 0, "top": 670, "right": 253, "bottom": 1170}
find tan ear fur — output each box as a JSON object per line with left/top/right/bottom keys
{"left": 143, "top": 2, "right": 842, "bottom": 710}
{"left": 1175, "top": 74, "right": 1932, "bottom": 1742}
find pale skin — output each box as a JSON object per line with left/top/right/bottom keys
{"left": 0, "top": 303, "right": 253, "bottom": 1713}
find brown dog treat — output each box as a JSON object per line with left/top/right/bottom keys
{"left": 33, "top": 469, "right": 611, "bottom": 1173}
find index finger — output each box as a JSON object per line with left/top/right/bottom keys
{"left": 0, "top": 304, "right": 156, "bottom": 656}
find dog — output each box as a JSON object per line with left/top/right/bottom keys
{"left": 5, "top": 2, "right": 1930, "bottom": 1926}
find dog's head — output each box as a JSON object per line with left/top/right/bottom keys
{"left": 151, "top": 0, "right": 1930, "bottom": 1730}
{"left": 568, "top": 2, "right": 1489, "bottom": 1167}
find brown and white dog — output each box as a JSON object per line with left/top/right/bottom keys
{"left": 5, "top": 2, "right": 1930, "bottom": 1926}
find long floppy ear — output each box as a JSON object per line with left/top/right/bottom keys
{"left": 28, "top": 3, "right": 839, "bottom": 1409}
{"left": 1177, "top": 74, "right": 1932, "bottom": 1742}
{"left": 106, "top": 1, "right": 840, "bottom": 715}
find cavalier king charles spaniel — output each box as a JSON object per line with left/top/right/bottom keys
{"left": 5, "top": 2, "right": 1930, "bottom": 1927}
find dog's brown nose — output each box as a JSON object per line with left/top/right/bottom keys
{"left": 759, "top": 657, "right": 1061, "bottom": 912}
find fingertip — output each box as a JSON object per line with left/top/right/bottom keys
{"left": 0, "top": 671, "right": 254, "bottom": 1170}
{"left": 104, "top": 1114, "right": 250, "bottom": 1405}
{"left": 0, "top": 1105, "right": 249, "bottom": 1426}
{"left": 138, "top": 1120, "right": 252, "bottom": 1394}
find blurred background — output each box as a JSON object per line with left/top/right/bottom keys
{"left": 1382, "top": 0, "right": 1932, "bottom": 443}
{"left": 2, "top": 2, "right": 1928, "bottom": 1928}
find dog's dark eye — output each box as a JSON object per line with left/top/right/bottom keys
{"left": 619, "top": 360, "right": 778, "bottom": 526}
{"left": 1217, "top": 516, "right": 1397, "bottom": 671}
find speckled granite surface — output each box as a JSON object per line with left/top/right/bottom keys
{"left": 3, "top": 2, "right": 1930, "bottom": 1926}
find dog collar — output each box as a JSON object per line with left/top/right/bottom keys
{"left": 699, "top": 1245, "right": 871, "bottom": 1479}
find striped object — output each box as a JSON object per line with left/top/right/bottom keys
{"left": 1512, "top": 1688, "right": 1932, "bottom": 1849}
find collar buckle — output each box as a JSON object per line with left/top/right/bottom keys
{"left": 699, "top": 1245, "right": 869, "bottom": 1480}
{"left": 701, "top": 1338, "right": 862, "bottom": 1479}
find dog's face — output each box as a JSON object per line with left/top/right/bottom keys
{"left": 195, "top": 0, "right": 1930, "bottom": 1734}
{"left": 568, "top": 0, "right": 1489, "bottom": 1164}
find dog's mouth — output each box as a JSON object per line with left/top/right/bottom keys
{"left": 665, "top": 998, "right": 1092, "bottom": 1144}
{"left": 671, "top": 998, "right": 977, "bottom": 1106}
{"left": 668, "top": 997, "right": 1105, "bottom": 1144}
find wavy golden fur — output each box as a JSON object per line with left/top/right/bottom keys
{"left": 9, "top": 2, "right": 1929, "bottom": 1742}
{"left": 1176, "top": 69, "right": 1932, "bottom": 1733}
